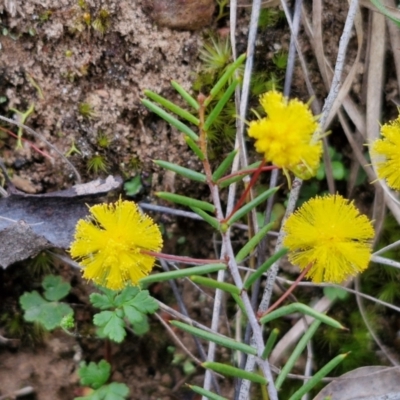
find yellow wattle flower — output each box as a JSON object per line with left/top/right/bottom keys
{"left": 70, "top": 199, "right": 163, "bottom": 290}
{"left": 283, "top": 194, "right": 374, "bottom": 283}
{"left": 248, "top": 90, "right": 322, "bottom": 179}
{"left": 371, "top": 115, "right": 400, "bottom": 190}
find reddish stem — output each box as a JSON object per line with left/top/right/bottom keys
{"left": 104, "top": 339, "right": 112, "bottom": 364}
{"left": 217, "top": 165, "right": 278, "bottom": 184}
{"left": 197, "top": 94, "right": 213, "bottom": 180}
{"left": 0, "top": 126, "right": 53, "bottom": 159}
{"left": 224, "top": 159, "right": 266, "bottom": 223}
{"left": 258, "top": 263, "right": 312, "bottom": 319}
{"left": 142, "top": 250, "right": 222, "bottom": 265}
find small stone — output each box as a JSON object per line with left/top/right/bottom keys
{"left": 160, "top": 373, "right": 173, "bottom": 387}
{"left": 48, "top": 338, "right": 73, "bottom": 357}
{"left": 148, "top": 0, "right": 215, "bottom": 31}
{"left": 11, "top": 175, "right": 39, "bottom": 194}
{"left": 13, "top": 158, "right": 27, "bottom": 169}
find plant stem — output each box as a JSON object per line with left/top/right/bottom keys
{"left": 217, "top": 165, "right": 277, "bottom": 184}
{"left": 222, "top": 233, "right": 278, "bottom": 399}
{"left": 258, "top": 263, "right": 311, "bottom": 318}
{"left": 143, "top": 250, "right": 221, "bottom": 265}
{"left": 224, "top": 159, "right": 266, "bottom": 222}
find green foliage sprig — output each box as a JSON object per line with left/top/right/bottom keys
{"left": 75, "top": 359, "right": 129, "bottom": 400}
{"left": 140, "top": 55, "right": 350, "bottom": 399}
{"left": 91, "top": 286, "right": 158, "bottom": 342}
{"left": 20, "top": 275, "right": 73, "bottom": 331}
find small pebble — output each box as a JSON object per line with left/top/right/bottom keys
{"left": 148, "top": 0, "right": 215, "bottom": 31}
{"left": 160, "top": 373, "right": 173, "bottom": 387}
{"left": 11, "top": 175, "right": 39, "bottom": 194}
{"left": 13, "top": 158, "right": 27, "bottom": 169}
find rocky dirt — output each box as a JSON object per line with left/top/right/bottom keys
{"left": 0, "top": 0, "right": 207, "bottom": 194}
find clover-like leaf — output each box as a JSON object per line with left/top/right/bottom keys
{"left": 42, "top": 274, "right": 71, "bottom": 302}
{"left": 20, "top": 291, "right": 47, "bottom": 321}
{"left": 38, "top": 302, "right": 74, "bottom": 330}
{"left": 114, "top": 287, "right": 140, "bottom": 307}
{"left": 20, "top": 291, "right": 73, "bottom": 330}
{"left": 78, "top": 360, "right": 111, "bottom": 390}
{"left": 90, "top": 287, "right": 157, "bottom": 341}
{"left": 125, "top": 290, "right": 158, "bottom": 314}
{"left": 90, "top": 293, "right": 115, "bottom": 310}
{"left": 93, "top": 311, "right": 126, "bottom": 343}
{"left": 131, "top": 315, "right": 149, "bottom": 336}
{"left": 124, "top": 175, "right": 142, "bottom": 197}
{"left": 122, "top": 304, "right": 144, "bottom": 325}
{"left": 75, "top": 382, "right": 129, "bottom": 400}
{"left": 97, "top": 383, "right": 129, "bottom": 400}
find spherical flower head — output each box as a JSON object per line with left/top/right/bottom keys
{"left": 371, "top": 115, "right": 400, "bottom": 190}
{"left": 70, "top": 199, "right": 163, "bottom": 290}
{"left": 283, "top": 194, "right": 374, "bottom": 283}
{"left": 248, "top": 91, "right": 322, "bottom": 179}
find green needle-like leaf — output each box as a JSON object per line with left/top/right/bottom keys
{"left": 212, "top": 149, "right": 238, "bottom": 182}
{"left": 275, "top": 319, "right": 322, "bottom": 389}
{"left": 171, "top": 321, "right": 257, "bottom": 356}
{"left": 141, "top": 99, "right": 199, "bottom": 141}
{"left": 288, "top": 353, "right": 348, "bottom": 400}
{"left": 218, "top": 174, "right": 246, "bottom": 188}
{"left": 218, "top": 161, "right": 262, "bottom": 188}
{"left": 139, "top": 263, "right": 226, "bottom": 286}
{"left": 262, "top": 328, "right": 279, "bottom": 360}
{"left": 235, "top": 222, "right": 274, "bottom": 263}
{"left": 156, "top": 192, "right": 215, "bottom": 213}
{"left": 185, "top": 136, "right": 205, "bottom": 160}
{"left": 190, "top": 206, "right": 220, "bottom": 230}
{"left": 188, "top": 385, "right": 228, "bottom": 400}
{"left": 204, "top": 79, "right": 239, "bottom": 131}
{"left": 228, "top": 187, "right": 279, "bottom": 225}
{"left": 190, "top": 275, "right": 240, "bottom": 295}
{"left": 243, "top": 248, "right": 288, "bottom": 290}
{"left": 205, "top": 53, "right": 246, "bottom": 106}
{"left": 231, "top": 293, "right": 247, "bottom": 316}
{"left": 144, "top": 90, "right": 199, "bottom": 126}
{"left": 154, "top": 160, "right": 206, "bottom": 183}
{"left": 203, "top": 362, "right": 267, "bottom": 384}
{"left": 217, "top": 161, "right": 261, "bottom": 188}
{"left": 369, "top": 0, "right": 400, "bottom": 27}
{"left": 171, "top": 80, "right": 199, "bottom": 110}
{"left": 259, "top": 303, "right": 345, "bottom": 330}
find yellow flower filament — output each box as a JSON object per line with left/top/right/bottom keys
{"left": 248, "top": 90, "right": 322, "bottom": 179}
{"left": 70, "top": 199, "right": 163, "bottom": 290}
{"left": 283, "top": 194, "right": 374, "bottom": 283}
{"left": 371, "top": 115, "right": 400, "bottom": 190}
